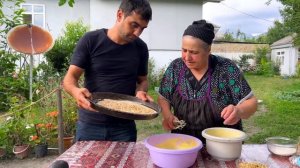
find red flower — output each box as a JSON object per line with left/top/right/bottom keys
{"left": 36, "top": 123, "right": 45, "bottom": 128}
{"left": 45, "top": 123, "right": 53, "bottom": 128}
{"left": 31, "top": 135, "right": 38, "bottom": 141}
{"left": 46, "top": 111, "right": 58, "bottom": 117}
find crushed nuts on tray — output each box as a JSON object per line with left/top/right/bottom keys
{"left": 238, "top": 162, "right": 268, "bottom": 168}
{"left": 97, "top": 99, "right": 156, "bottom": 115}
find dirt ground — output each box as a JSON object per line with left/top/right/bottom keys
{"left": 0, "top": 149, "right": 59, "bottom": 168}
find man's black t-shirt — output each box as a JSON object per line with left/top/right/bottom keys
{"left": 71, "top": 29, "right": 148, "bottom": 124}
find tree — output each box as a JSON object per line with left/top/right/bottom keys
{"left": 268, "top": 0, "right": 300, "bottom": 45}
{"left": 221, "top": 30, "right": 235, "bottom": 41}
{"left": 256, "top": 34, "right": 268, "bottom": 44}
{"left": 236, "top": 29, "right": 247, "bottom": 41}
{"left": 265, "top": 20, "right": 291, "bottom": 44}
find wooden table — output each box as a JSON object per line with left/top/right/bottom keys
{"left": 50, "top": 141, "right": 298, "bottom": 168}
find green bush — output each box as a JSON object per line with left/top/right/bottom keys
{"left": 148, "top": 57, "right": 166, "bottom": 90}
{"left": 4, "top": 97, "right": 34, "bottom": 146}
{"left": 44, "top": 20, "right": 89, "bottom": 76}
{"left": 0, "top": 52, "right": 29, "bottom": 112}
{"left": 251, "top": 47, "right": 280, "bottom": 76}
{"left": 236, "top": 54, "right": 254, "bottom": 72}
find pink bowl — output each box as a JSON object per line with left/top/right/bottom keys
{"left": 145, "top": 133, "right": 203, "bottom": 168}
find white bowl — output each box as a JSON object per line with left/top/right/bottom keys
{"left": 265, "top": 137, "right": 297, "bottom": 156}
{"left": 202, "top": 127, "right": 247, "bottom": 161}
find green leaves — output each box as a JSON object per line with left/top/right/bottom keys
{"left": 58, "top": 0, "right": 75, "bottom": 7}
{"left": 44, "top": 20, "right": 88, "bottom": 76}
{"left": 276, "top": 0, "right": 300, "bottom": 46}
{"left": 58, "top": 0, "right": 67, "bottom": 6}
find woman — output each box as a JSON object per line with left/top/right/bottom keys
{"left": 158, "top": 20, "right": 258, "bottom": 143}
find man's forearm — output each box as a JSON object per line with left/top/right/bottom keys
{"left": 63, "top": 77, "right": 79, "bottom": 97}
{"left": 63, "top": 65, "right": 84, "bottom": 97}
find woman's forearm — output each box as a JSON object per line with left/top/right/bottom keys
{"left": 236, "top": 96, "right": 258, "bottom": 119}
{"left": 158, "top": 95, "right": 173, "bottom": 119}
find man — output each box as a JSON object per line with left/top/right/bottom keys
{"left": 63, "top": 0, "right": 152, "bottom": 142}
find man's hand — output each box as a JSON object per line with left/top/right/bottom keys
{"left": 136, "top": 91, "right": 154, "bottom": 102}
{"left": 220, "top": 104, "right": 241, "bottom": 125}
{"left": 72, "top": 88, "right": 97, "bottom": 112}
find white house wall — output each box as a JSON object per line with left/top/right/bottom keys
{"left": 147, "top": 0, "right": 204, "bottom": 50}
{"left": 90, "top": 0, "right": 204, "bottom": 50}
{"left": 289, "top": 47, "right": 298, "bottom": 76}
{"left": 150, "top": 50, "right": 181, "bottom": 71}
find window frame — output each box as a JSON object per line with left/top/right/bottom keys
{"left": 20, "top": 3, "right": 46, "bottom": 28}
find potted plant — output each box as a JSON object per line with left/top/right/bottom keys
{"left": 62, "top": 110, "right": 77, "bottom": 150}
{"left": 62, "top": 95, "right": 78, "bottom": 150}
{"left": 30, "top": 111, "right": 58, "bottom": 158}
{"left": 4, "top": 96, "right": 35, "bottom": 159}
{"left": 6, "top": 113, "right": 32, "bottom": 159}
{"left": 30, "top": 124, "right": 49, "bottom": 158}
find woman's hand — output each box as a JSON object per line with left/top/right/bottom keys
{"left": 220, "top": 104, "right": 241, "bottom": 125}
{"left": 162, "top": 115, "right": 178, "bottom": 130}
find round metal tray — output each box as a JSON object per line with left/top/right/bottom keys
{"left": 89, "top": 92, "right": 160, "bottom": 120}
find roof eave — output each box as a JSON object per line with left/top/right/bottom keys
{"left": 203, "top": 0, "right": 224, "bottom": 4}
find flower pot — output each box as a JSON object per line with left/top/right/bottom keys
{"left": 63, "top": 136, "right": 74, "bottom": 150}
{"left": 0, "top": 147, "right": 6, "bottom": 157}
{"left": 13, "top": 144, "right": 30, "bottom": 159}
{"left": 34, "top": 144, "right": 48, "bottom": 158}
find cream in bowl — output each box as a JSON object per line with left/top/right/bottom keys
{"left": 202, "top": 127, "right": 247, "bottom": 161}
{"left": 155, "top": 137, "right": 198, "bottom": 150}
{"left": 265, "top": 136, "right": 297, "bottom": 156}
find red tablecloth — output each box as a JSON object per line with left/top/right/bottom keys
{"left": 50, "top": 141, "right": 298, "bottom": 168}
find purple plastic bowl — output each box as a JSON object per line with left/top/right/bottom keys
{"left": 145, "top": 133, "right": 203, "bottom": 168}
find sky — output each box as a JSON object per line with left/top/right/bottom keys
{"left": 203, "top": 0, "right": 284, "bottom": 37}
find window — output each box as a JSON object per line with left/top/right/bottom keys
{"left": 21, "top": 4, "right": 45, "bottom": 28}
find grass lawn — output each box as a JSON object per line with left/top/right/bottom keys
{"left": 136, "top": 75, "right": 300, "bottom": 144}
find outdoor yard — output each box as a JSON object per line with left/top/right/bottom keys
{"left": 0, "top": 74, "right": 299, "bottom": 167}
{"left": 1, "top": 0, "right": 300, "bottom": 167}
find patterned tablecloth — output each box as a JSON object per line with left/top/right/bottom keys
{"left": 50, "top": 141, "right": 298, "bottom": 168}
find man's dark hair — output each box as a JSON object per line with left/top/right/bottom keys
{"left": 119, "top": 0, "right": 152, "bottom": 21}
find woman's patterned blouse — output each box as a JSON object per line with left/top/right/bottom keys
{"left": 159, "top": 55, "right": 253, "bottom": 113}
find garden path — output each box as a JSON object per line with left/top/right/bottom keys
{"left": 0, "top": 150, "right": 58, "bottom": 168}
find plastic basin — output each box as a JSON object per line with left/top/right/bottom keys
{"left": 145, "top": 133, "right": 203, "bottom": 168}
